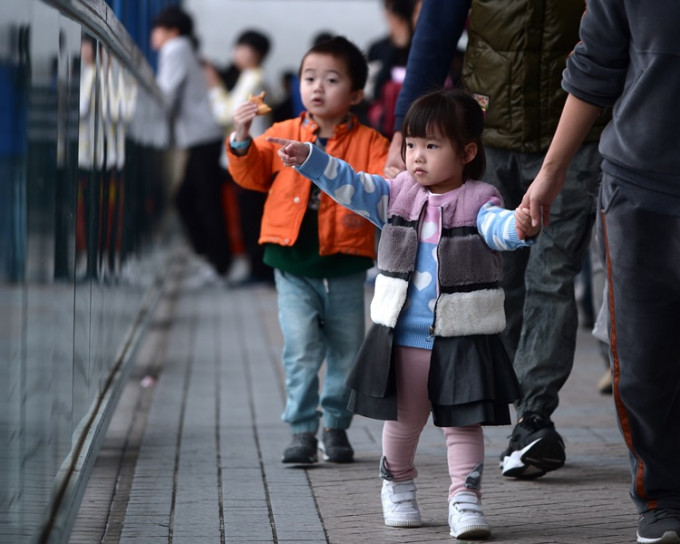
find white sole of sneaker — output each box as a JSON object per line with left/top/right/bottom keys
{"left": 384, "top": 518, "right": 422, "bottom": 528}
{"left": 450, "top": 525, "right": 491, "bottom": 539}
{"left": 637, "top": 531, "right": 680, "bottom": 544}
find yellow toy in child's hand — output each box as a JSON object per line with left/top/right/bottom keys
{"left": 248, "top": 91, "right": 272, "bottom": 115}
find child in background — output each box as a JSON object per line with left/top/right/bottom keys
{"left": 365, "top": 0, "right": 421, "bottom": 138}
{"left": 204, "top": 29, "right": 272, "bottom": 140}
{"left": 151, "top": 7, "right": 230, "bottom": 284}
{"left": 227, "top": 37, "right": 390, "bottom": 465}
{"left": 269, "top": 89, "right": 539, "bottom": 539}
{"left": 204, "top": 29, "right": 273, "bottom": 285}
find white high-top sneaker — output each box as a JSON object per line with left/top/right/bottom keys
{"left": 448, "top": 491, "right": 491, "bottom": 539}
{"left": 380, "top": 479, "right": 422, "bottom": 527}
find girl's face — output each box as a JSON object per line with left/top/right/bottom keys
{"left": 299, "top": 53, "right": 363, "bottom": 127}
{"left": 233, "top": 44, "right": 259, "bottom": 70}
{"left": 404, "top": 129, "right": 476, "bottom": 194}
{"left": 150, "top": 27, "right": 178, "bottom": 51}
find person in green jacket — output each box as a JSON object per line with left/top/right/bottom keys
{"left": 386, "top": 0, "right": 608, "bottom": 480}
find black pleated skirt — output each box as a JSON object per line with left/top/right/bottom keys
{"left": 346, "top": 324, "right": 520, "bottom": 427}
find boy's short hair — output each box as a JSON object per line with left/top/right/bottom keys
{"left": 312, "top": 31, "right": 334, "bottom": 47}
{"left": 236, "top": 30, "right": 271, "bottom": 63}
{"left": 152, "top": 7, "right": 194, "bottom": 36}
{"left": 300, "top": 36, "right": 368, "bottom": 91}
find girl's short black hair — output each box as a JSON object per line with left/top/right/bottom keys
{"left": 152, "top": 7, "right": 194, "bottom": 37}
{"left": 236, "top": 29, "right": 271, "bottom": 62}
{"left": 400, "top": 88, "right": 486, "bottom": 181}
{"left": 299, "top": 36, "right": 368, "bottom": 91}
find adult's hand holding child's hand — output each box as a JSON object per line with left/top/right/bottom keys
{"left": 514, "top": 207, "right": 540, "bottom": 240}
{"left": 267, "top": 137, "right": 311, "bottom": 167}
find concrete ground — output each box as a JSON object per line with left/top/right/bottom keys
{"left": 70, "top": 254, "right": 635, "bottom": 544}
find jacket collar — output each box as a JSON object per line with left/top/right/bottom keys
{"left": 301, "top": 111, "right": 357, "bottom": 139}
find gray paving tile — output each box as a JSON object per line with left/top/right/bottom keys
{"left": 70, "top": 269, "right": 639, "bottom": 544}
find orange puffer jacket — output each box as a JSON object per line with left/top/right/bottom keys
{"left": 227, "top": 113, "right": 389, "bottom": 259}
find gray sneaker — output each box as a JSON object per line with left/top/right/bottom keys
{"left": 319, "top": 428, "right": 354, "bottom": 463}
{"left": 637, "top": 508, "right": 680, "bottom": 543}
{"left": 282, "top": 432, "right": 318, "bottom": 464}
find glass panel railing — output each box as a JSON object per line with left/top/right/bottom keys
{"left": 0, "top": 1, "right": 171, "bottom": 542}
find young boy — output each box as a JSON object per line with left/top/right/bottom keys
{"left": 228, "top": 36, "right": 389, "bottom": 464}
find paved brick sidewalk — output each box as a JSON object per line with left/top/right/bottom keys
{"left": 70, "top": 262, "right": 635, "bottom": 544}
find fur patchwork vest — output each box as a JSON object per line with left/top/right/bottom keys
{"left": 370, "top": 176, "right": 505, "bottom": 337}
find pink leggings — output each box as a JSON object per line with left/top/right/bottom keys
{"left": 382, "top": 346, "right": 485, "bottom": 499}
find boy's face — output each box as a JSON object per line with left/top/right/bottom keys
{"left": 299, "top": 53, "right": 363, "bottom": 125}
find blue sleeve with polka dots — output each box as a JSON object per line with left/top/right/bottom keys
{"left": 295, "top": 142, "right": 390, "bottom": 228}
{"left": 477, "top": 202, "right": 534, "bottom": 250}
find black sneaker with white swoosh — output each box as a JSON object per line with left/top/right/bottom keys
{"left": 500, "top": 412, "right": 566, "bottom": 479}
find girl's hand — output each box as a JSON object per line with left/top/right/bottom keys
{"left": 515, "top": 207, "right": 540, "bottom": 240}
{"left": 232, "top": 101, "right": 258, "bottom": 140}
{"left": 203, "top": 62, "right": 221, "bottom": 89}
{"left": 266, "top": 137, "right": 311, "bottom": 167}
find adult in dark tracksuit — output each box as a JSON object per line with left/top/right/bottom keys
{"left": 522, "top": 1, "right": 680, "bottom": 542}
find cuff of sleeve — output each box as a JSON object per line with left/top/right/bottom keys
{"left": 507, "top": 217, "right": 536, "bottom": 247}
{"left": 296, "top": 142, "right": 328, "bottom": 179}
{"left": 229, "top": 131, "right": 251, "bottom": 150}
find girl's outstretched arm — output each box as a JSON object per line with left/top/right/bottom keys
{"left": 269, "top": 137, "right": 391, "bottom": 229}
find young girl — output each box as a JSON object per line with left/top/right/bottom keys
{"left": 268, "top": 89, "right": 539, "bottom": 540}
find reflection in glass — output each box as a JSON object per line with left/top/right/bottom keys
{"left": 0, "top": 1, "right": 170, "bottom": 542}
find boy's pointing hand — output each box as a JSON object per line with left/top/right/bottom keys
{"left": 267, "top": 137, "right": 311, "bottom": 167}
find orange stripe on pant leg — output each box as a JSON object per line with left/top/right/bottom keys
{"left": 602, "top": 209, "right": 651, "bottom": 507}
